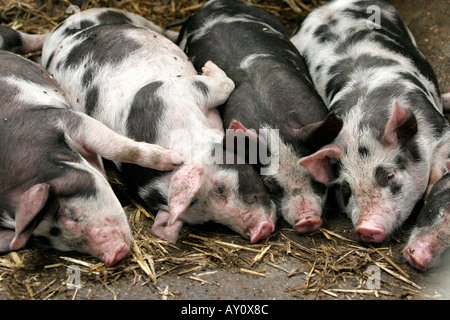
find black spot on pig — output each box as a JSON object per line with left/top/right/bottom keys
{"left": 335, "top": 29, "right": 371, "bottom": 54}
{"left": 63, "top": 20, "right": 95, "bottom": 37}
{"left": 28, "top": 235, "right": 53, "bottom": 250}
{"left": 375, "top": 166, "right": 392, "bottom": 188}
{"left": 325, "top": 74, "right": 348, "bottom": 102}
{"left": 358, "top": 146, "right": 370, "bottom": 159}
{"left": 143, "top": 188, "right": 168, "bottom": 214}
{"left": 49, "top": 227, "right": 61, "bottom": 237}
{"left": 394, "top": 155, "right": 407, "bottom": 170}
{"left": 342, "top": 8, "right": 369, "bottom": 20}
{"left": 372, "top": 34, "right": 439, "bottom": 92}
{"left": 85, "top": 86, "right": 99, "bottom": 116}
{"left": 97, "top": 10, "right": 133, "bottom": 25}
{"left": 82, "top": 67, "right": 95, "bottom": 88}
{"left": 402, "top": 139, "right": 421, "bottom": 163}
{"left": 127, "top": 81, "right": 164, "bottom": 144}
{"left": 0, "top": 25, "right": 22, "bottom": 53}
{"left": 61, "top": 24, "right": 142, "bottom": 71}
{"left": 314, "top": 24, "right": 338, "bottom": 43}
{"left": 193, "top": 80, "right": 209, "bottom": 98}
{"left": 398, "top": 72, "right": 429, "bottom": 95}
{"left": 405, "top": 89, "right": 447, "bottom": 137}
{"left": 45, "top": 51, "right": 55, "bottom": 69}
{"left": 389, "top": 182, "right": 402, "bottom": 195}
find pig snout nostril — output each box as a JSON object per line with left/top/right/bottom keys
{"left": 294, "top": 216, "right": 322, "bottom": 233}
{"left": 104, "top": 244, "right": 130, "bottom": 267}
{"left": 250, "top": 221, "right": 274, "bottom": 243}
{"left": 355, "top": 226, "right": 385, "bottom": 243}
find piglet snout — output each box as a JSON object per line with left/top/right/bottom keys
{"left": 250, "top": 221, "right": 274, "bottom": 243}
{"left": 102, "top": 244, "right": 130, "bottom": 267}
{"left": 355, "top": 225, "right": 386, "bottom": 243}
{"left": 402, "top": 245, "right": 431, "bottom": 271}
{"left": 294, "top": 210, "right": 322, "bottom": 233}
{"left": 89, "top": 227, "right": 131, "bottom": 266}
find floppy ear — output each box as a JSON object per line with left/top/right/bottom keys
{"left": 299, "top": 144, "right": 343, "bottom": 184}
{"left": 224, "top": 119, "right": 272, "bottom": 168}
{"left": 383, "top": 100, "right": 417, "bottom": 145}
{"left": 294, "top": 112, "right": 343, "bottom": 152}
{"left": 426, "top": 133, "right": 450, "bottom": 196}
{"left": 9, "top": 183, "right": 51, "bottom": 250}
{"left": 167, "top": 165, "right": 204, "bottom": 225}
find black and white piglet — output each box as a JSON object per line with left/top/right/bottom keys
{"left": 26, "top": 8, "right": 277, "bottom": 244}
{"left": 291, "top": 0, "right": 450, "bottom": 243}
{"left": 403, "top": 158, "right": 449, "bottom": 271}
{"left": 0, "top": 50, "right": 183, "bottom": 266}
{"left": 176, "top": 0, "right": 342, "bottom": 233}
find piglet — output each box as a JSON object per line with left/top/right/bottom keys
{"left": 291, "top": 0, "right": 450, "bottom": 243}
{"left": 0, "top": 50, "right": 183, "bottom": 266}
{"left": 176, "top": 0, "right": 342, "bottom": 234}
{"left": 403, "top": 161, "right": 450, "bottom": 270}
{"left": 25, "top": 8, "right": 276, "bottom": 243}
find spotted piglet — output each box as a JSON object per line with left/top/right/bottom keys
{"left": 30, "top": 8, "right": 276, "bottom": 243}
{"left": 291, "top": 0, "right": 450, "bottom": 243}
{"left": 176, "top": 0, "right": 343, "bottom": 234}
{"left": 0, "top": 51, "right": 184, "bottom": 266}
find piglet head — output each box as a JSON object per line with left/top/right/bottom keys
{"left": 151, "top": 161, "right": 276, "bottom": 244}
{"left": 9, "top": 163, "right": 131, "bottom": 267}
{"left": 206, "top": 160, "right": 277, "bottom": 243}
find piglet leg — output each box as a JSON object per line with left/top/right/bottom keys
{"left": 198, "top": 60, "right": 235, "bottom": 109}
{"left": 65, "top": 110, "right": 184, "bottom": 171}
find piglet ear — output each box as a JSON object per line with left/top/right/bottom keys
{"left": 10, "top": 183, "right": 50, "bottom": 250}
{"left": 384, "top": 100, "right": 417, "bottom": 145}
{"left": 228, "top": 120, "right": 259, "bottom": 140}
{"left": 168, "top": 165, "right": 204, "bottom": 225}
{"left": 295, "top": 112, "right": 343, "bottom": 152}
{"left": 299, "top": 144, "right": 342, "bottom": 184}
{"left": 446, "top": 160, "right": 450, "bottom": 171}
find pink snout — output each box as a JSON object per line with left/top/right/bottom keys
{"left": 101, "top": 244, "right": 130, "bottom": 267}
{"left": 294, "top": 215, "right": 322, "bottom": 233}
{"left": 355, "top": 225, "right": 386, "bottom": 243}
{"left": 250, "top": 221, "right": 275, "bottom": 243}
{"left": 403, "top": 245, "right": 432, "bottom": 271}
{"left": 89, "top": 227, "right": 131, "bottom": 267}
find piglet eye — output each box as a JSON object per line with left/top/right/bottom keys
{"left": 67, "top": 209, "right": 78, "bottom": 222}
{"left": 215, "top": 183, "right": 228, "bottom": 199}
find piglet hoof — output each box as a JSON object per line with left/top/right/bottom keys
{"left": 202, "top": 60, "right": 227, "bottom": 78}
{"left": 294, "top": 216, "right": 322, "bottom": 233}
{"left": 139, "top": 143, "right": 184, "bottom": 171}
